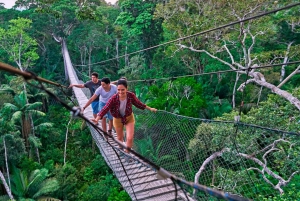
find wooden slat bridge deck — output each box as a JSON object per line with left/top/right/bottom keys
{"left": 61, "top": 40, "right": 194, "bottom": 201}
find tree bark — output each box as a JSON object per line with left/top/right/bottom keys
{"left": 0, "top": 170, "right": 14, "bottom": 200}
{"left": 116, "top": 38, "right": 119, "bottom": 69}
{"left": 280, "top": 42, "right": 293, "bottom": 82}
{"left": 3, "top": 137, "right": 11, "bottom": 190}
{"left": 64, "top": 118, "right": 72, "bottom": 165}
{"left": 125, "top": 40, "right": 129, "bottom": 67}
{"left": 238, "top": 73, "right": 300, "bottom": 111}
{"left": 232, "top": 72, "right": 241, "bottom": 108}
{"left": 278, "top": 65, "right": 300, "bottom": 88}
{"left": 88, "top": 46, "right": 92, "bottom": 77}
{"left": 257, "top": 86, "right": 263, "bottom": 106}
{"left": 193, "top": 148, "right": 229, "bottom": 197}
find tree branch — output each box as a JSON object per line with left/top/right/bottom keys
{"left": 277, "top": 64, "right": 300, "bottom": 88}
{"left": 238, "top": 70, "right": 300, "bottom": 111}
{"left": 193, "top": 148, "right": 229, "bottom": 196}
{"left": 178, "top": 44, "right": 243, "bottom": 70}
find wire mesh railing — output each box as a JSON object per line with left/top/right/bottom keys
{"left": 47, "top": 36, "right": 298, "bottom": 200}
{"left": 132, "top": 108, "right": 300, "bottom": 200}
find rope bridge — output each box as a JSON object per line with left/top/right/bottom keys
{"left": 62, "top": 40, "right": 300, "bottom": 200}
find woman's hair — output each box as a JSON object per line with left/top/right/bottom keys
{"left": 117, "top": 79, "right": 128, "bottom": 88}
{"left": 120, "top": 76, "right": 127, "bottom": 80}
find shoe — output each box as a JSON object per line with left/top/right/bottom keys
{"left": 108, "top": 130, "right": 112, "bottom": 136}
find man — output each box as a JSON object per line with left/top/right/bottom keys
{"left": 82, "top": 77, "right": 117, "bottom": 135}
{"left": 69, "top": 72, "right": 101, "bottom": 118}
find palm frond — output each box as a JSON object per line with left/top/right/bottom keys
{"left": 3, "top": 103, "right": 18, "bottom": 111}
{"left": 28, "top": 136, "right": 42, "bottom": 148}
{"left": 34, "top": 92, "right": 48, "bottom": 98}
{"left": 11, "top": 111, "right": 22, "bottom": 123}
{"left": 32, "top": 178, "right": 59, "bottom": 199}
{"left": 28, "top": 110, "right": 46, "bottom": 117}
{"left": 10, "top": 166, "right": 26, "bottom": 197}
{"left": 35, "top": 123, "right": 53, "bottom": 130}
{"left": 26, "top": 102, "right": 43, "bottom": 110}
{"left": 0, "top": 88, "right": 15, "bottom": 94}
{"left": 14, "top": 91, "right": 27, "bottom": 107}
{"left": 37, "top": 197, "right": 61, "bottom": 201}
{"left": 27, "top": 169, "right": 48, "bottom": 195}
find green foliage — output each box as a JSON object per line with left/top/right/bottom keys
{"left": 147, "top": 77, "right": 206, "bottom": 117}
{"left": 0, "top": 17, "right": 39, "bottom": 69}
{"left": 79, "top": 174, "right": 130, "bottom": 201}
{"left": 259, "top": 175, "right": 300, "bottom": 200}
{"left": 52, "top": 163, "right": 78, "bottom": 200}
{"left": 0, "top": 134, "right": 26, "bottom": 167}
{"left": 10, "top": 166, "right": 59, "bottom": 200}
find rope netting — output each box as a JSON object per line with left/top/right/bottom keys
{"left": 132, "top": 108, "right": 300, "bottom": 200}
{"left": 59, "top": 40, "right": 251, "bottom": 201}
{"left": 59, "top": 38, "right": 300, "bottom": 200}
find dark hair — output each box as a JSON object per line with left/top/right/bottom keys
{"left": 120, "top": 76, "right": 127, "bottom": 80}
{"left": 101, "top": 77, "right": 110, "bottom": 84}
{"left": 91, "top": 72, "right": 99, "bottom": 78}
{"left": 117, "top": 79, "right": 128, "bottom": 88}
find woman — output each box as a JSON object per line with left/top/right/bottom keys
{"left": 92, "top": 79, "right": 157, "bottom": 153}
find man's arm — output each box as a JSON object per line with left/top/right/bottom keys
{"left": 82, "top": 94, "right": 98, "bottom": 110}
{"left": 69, "top": 84, "right": 85, "bottom": 88}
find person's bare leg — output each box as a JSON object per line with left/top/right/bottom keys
{"left": 101, "top": 117, "right": 107, "bottom": 132}
{"left": 115, "top": 125, "right": 124, "bottom": 147}
{"left": 93, "top": 113, "right": 97, "bottom": 119}
{"left": 125, "top": 122, "right": 135, "bottom": 153}
{"left": 108, "top": 119, "right": 113, "bottom": 131}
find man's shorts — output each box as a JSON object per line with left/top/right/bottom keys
{"left": 99, "top": 101, "right": 113, "bottom": 120}
{"left": 113, "top": 113, "right": 135, "bottom": 128}
{"left": 91, "top": 101, "right": 99, "bottom": 114}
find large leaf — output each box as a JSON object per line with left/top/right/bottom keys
{"left": 26, "top": 102, "right": 43, "bottom": 110}
{"left": 28, "top": 136, "right": 42, "bottom": 148}
{"left": 3, "top": 103, "right": 18, "bottom": 111}
{"left": 11, "top": 111, "right": 22, "bottom": 124}
{"left": 10, "top": 166, "right": 27, "bottom": 197}
{"left": 32, "top": 178, "right": 59, "bottom": 199}
{"left": 27, "top": 169, "right": 48, "bottom": 195}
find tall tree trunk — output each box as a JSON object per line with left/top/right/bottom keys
{"left": 257, "top": 86, "right": 263, "bottom": 106}
{"left": 21, "top": 115, "right": 31, "bottom": 153}
{"left": 116, "top": 38, "right": 119, "bottom": 69}
{"left": 3, "top": 138, "right": 11, "bottom": 190}
{"left": 125, "top": 40, "right": 129, "bottom": 67}
{"left": 64, "top": 118, "right": 72, "bottom": 165}
{"left": 88, "top": 46, "right": 92, "bottom": 77}
{"left": 106, "top": 26, "right": 109, "bottom": 56}
{"left": 280, "top": 42, "right": 293, "bottom": 82}
{"left": 0, "top": 170, "right": 14, "bottom": 200}
{"left": 232, "top": 73, "right": 241, "bottom": 109}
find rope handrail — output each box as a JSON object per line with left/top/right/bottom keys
{"left": 0, "top": 62, "right": 68, "bottom": 88}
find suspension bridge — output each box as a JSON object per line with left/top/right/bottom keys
{"left": 0, "top": 2, "right": 299, "bottom": 200}
{"left": 61, "top": 36, "right": 300, "bottom": 201}
{"left": 0, "top": 38, "right": 298, "bottom": 201}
